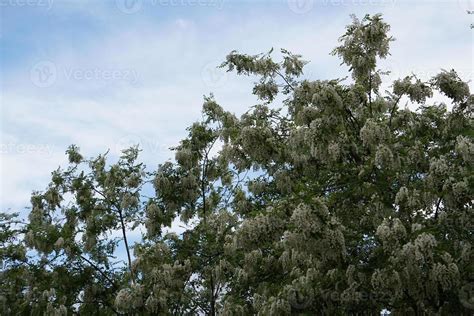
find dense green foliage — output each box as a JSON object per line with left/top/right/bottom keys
{"left": 1, "top": 14, "right": 473, "bottom": 315}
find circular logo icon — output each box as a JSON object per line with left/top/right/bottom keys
{"left": 201, "top": 61, "right": 228, "bottom": 88}
{"left": 116, "top": 134, "right": 142, "bottom": 153}
{"left": 116, "top": 0, "right": 142, "bottom": 14}
{"left": 287, "top": 0, "right": 314, "bottom": 14}
{"left": 30, "top": 61, "right": 57, "bottom": 88}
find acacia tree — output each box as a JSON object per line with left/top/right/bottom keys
{"left": 120, "top": 109, "right": 241, "bottom": 315}
{"left": 210, "top": 14, "right": 472, "bottom": 314}
{"left": 1, "top": 14, "right": 472, "bottom": 315}
{"left": 1, "top": 146, "right": 151, "bottom": 315}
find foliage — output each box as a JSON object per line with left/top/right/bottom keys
{"left": 1, "top": 14, "right": 473, "bottom": 315}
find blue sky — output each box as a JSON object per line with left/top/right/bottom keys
{"left": 1, "top": 0, "right": 472, "bottom": 216}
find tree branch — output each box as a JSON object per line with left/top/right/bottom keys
{"left": 90, "top": 186, "right": 135, "bottom": 284}
{"left": 434, "top": 197, "right": 442, "bottom": 220}
{"left": 118, "top": 207, "right": 135, "bottom": 284}
{"left": 275, "top": 69, "right": 295, "bottom": 92}
{"left": 389, "top": 94, "right": 403, "bottom": 128}
{"left": 79, "top": 254, "right": 117, "bottom": 288}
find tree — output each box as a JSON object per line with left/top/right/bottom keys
{"left": 0, "top": 212, "right": 29, "bottom": 315}
{"left": 2, "top": 146, "right": 149, "bottom": 314}
{"left": 1, "top": 14, "right": 472, "bottom": 315}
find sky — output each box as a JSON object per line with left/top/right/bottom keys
{"left": 0, "top": 0, "right": 472, "bottom": 219}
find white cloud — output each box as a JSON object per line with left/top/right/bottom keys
{"left": 1, "top": 1, "right": 471, "bottom": 214}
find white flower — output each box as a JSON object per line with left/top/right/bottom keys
{"left": 360, "top": 119, "right": 389, "bottom": 148}
{"left": 328, "top": 142, "right": 341, "bottom": 162}
{"left": 374, "top": 145, "right": 394, "bottom": 169}
{"left": 376, "top": 218, "right": 406, "bottom": 247}
{"left": 455, "top": 135, "right": 473, "bottom": 163}
{"left": 175, "top": 147, "right": 193, "bottom": 167}
{"left": 120, "top": 192, "right": 138, "bottom": 210}
{"left": 115, "top": 289, "right": 132, "bottom": 312}
{"left": 395, "top": 186, "right": 409, "bottom": 206}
